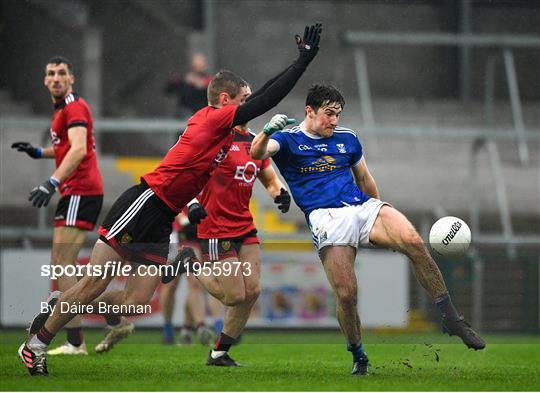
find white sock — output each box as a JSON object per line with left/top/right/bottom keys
{"left": 28, "top": 335, "right": 48, "bottom": 349}
{"left": 211, "top": 350, "right": 226, "bottom": 359}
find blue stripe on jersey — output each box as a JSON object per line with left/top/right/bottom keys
{"left": 270, "top": 126, "right": 371, "bottom": 219}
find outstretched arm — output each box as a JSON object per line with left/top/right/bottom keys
{"left": 11, "top": 142, "right": 55, "bottom": 159}
{"left": 232, "top": 23, "right": 322, "bottom": 127}
{"left": 351, "top": 158, "right": 379, "bottom": 199}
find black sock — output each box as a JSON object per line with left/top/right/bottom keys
{"left": 37, "top": 326, "right": 55, "bottom": 346}
{"left": 435, "top": 293, "right": 460, "bottom": 321}
{"left": 214, "top": 332, "right": 236, "bottom": 352}
{"left": 105, "top": 314, "right": 121, "bottom": 326}
{"left": 66, "top": 327, "right": 83, "bottom": 347}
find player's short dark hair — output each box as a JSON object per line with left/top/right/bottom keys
{"left": 305, "top": 84, "right": 345, "bottom": 112}
{"left": 207, "top": 70, "right": 249, "bottom": 106}
{"left": 46, "top": 56, "right": 74, "bottom": 74}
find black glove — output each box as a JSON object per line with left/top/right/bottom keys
{"left": 11, "top": 142, "right": 42, "bottom": 159}
{"left": 29, "top": 178, "right": 57, "bottom": 208}
{"left": 274, "top": 188, "right": 291, "bottom": 213}
{"left": 187, "top": 202, "right": 207, "bottom": 224}
{"left": 295, "top": 23, "right": 322, "bottom": 67}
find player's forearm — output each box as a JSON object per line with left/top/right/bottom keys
{"left": 42, "top": 146, "right": 55, "bottom": 158}
{"left": 250, "top": 132, "right": 271, "bottom": 160}
{"left": 51, "top": 146, "right": 86, "bottom": 182}
{"left": 266, "top": 177, "right": 284, "bottom": 199}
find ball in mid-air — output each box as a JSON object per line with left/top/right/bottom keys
{"left": 429, "top": 216, "right": 471, "bottom": 257}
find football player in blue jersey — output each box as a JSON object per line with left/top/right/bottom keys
{"left": 251, "top": 84, "right": 485, "bottom": 376}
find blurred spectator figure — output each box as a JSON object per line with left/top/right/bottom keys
{"left": 164, "top": 53, "right": 212, "bottom": 117}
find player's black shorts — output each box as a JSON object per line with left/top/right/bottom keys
{"left": 54, "top": 194, "right": 103, "bottom": 231}
{"left": 200, "top": 229, "right": 259, "bottom": 262}
{"left": 98, "top": 180, "right": 176, "bottom": 266}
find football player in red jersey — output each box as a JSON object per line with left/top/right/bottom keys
{"left": 19, "top": 24, "right": 322, "bottom": 376}
{"left": 184, "top": 122, "right": 291, "bottom": 366}
{"left": 12, "top": 56, "right": 104, "bottom": 356}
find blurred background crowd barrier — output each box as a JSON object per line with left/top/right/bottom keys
{"left": 1, "top": 0, "right": 538, "bottom": 333}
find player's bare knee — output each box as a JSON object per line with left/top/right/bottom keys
{"left": 334, "top": 284, "right": 357, "bottom": 307}
{"left": 245, "top": 284, "right": 261, "bottom": 303}
{"left": 222, "top": 291, "right": 246, "bottom": 306}
{"left": 400, "top": 227, "right": 424, "bottom": 252}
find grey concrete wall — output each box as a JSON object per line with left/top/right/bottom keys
{"left": 2, "top": 0, "right": 539, "bottom": 116}
{"left": 213, "top": 1, "right": 539, "bottom": 102}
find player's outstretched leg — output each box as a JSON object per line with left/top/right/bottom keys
{"left": 369, "top": 205, "right": 485, "bottom": 350}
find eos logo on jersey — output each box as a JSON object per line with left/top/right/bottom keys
{"left": 234, "top": 161, "right": 258, "bottom": 183}
{"left": 50, "top": 129, "right": 60, "bottom": 145}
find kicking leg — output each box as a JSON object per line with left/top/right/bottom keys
{"left": 369, "top": 205, "right": 485, "bottom": 350}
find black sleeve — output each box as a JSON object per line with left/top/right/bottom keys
{"left": 246, "top": 64, "right": 293, "bottom": 102}
{"left": 232, "top": 61, "right": 307, "bottom": 127}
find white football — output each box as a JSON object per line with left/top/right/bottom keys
{"left": 429, "top": 216, "right": 471, "bottom": 257}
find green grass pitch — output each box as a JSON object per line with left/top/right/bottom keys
{"left": 1, "top": 330, "right": 539, "bottom": 391}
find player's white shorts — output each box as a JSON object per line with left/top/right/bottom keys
{"left": 308, "top": 198, "right": 388, "bottom": 251}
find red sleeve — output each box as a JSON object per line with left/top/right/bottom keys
{"left": 207, "top": 105, "right": 238, "bottom": 132}
{"left": 261, "top": 158, "right": 271, "bottom": 170}
{"left": 64, "top": 101, "right": 89, "bottom": 129}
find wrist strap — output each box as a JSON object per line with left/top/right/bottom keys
{"left": 36, "top": 147, "right": 43, "bottom": 158}
{"left": 187, "top": 198, "right": 199, "bottom": 207}
{"left": 49, "top": 176, "right": 60, "bottom": 188}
